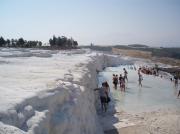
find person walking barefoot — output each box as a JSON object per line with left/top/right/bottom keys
{"left": 94, "top": 83, "right": 108, "bottom": 112}
{"left": 177, "top": 89, "right": 180, "bottom": 98}
{"left": 123, "top": 68, "right": 128, "bottom": 82}
{"left": 138, "top": 74, "right": 143, "bottom": 87}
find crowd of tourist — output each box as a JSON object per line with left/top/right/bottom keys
{"left": 95, "top": 65, "right": 179, "bottom": 112}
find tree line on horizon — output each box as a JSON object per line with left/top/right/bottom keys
{"left": 0, "top": 35, "right": 78, "bottom": 49}
{"left": 49, "top": 35, "right": 78, "bottom": 48}
{"left": 0, "top": 36, "right": 42, "bottom": 48}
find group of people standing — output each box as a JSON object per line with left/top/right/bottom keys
{"left": 112, "top": 68, "right": 128, "bottom": 91}
{"left": 94, "top": 68, "right": 129, "bottom": 112}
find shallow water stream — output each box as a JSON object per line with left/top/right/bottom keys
{"left": 98, "top": 64, "right": 180, "bottom": 113}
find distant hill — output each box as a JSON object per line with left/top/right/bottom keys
{"left": 114, "top": 45, "right": 180, "bottom": 59}
{"left": 150, "top": 47, "right": 180, "bottom": 59}
{"left": 114, "top": 44, "right": 149, "bottom": 50}
{"left": 81, "top": 44, "right": 180, "bottom": 60}
{"left": 81, "top": 45, "right": 112, "bottom": 52}
{"left": 127, "top": 44, "right": 149, "bottom": 48}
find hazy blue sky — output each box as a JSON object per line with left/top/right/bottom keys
{"left": 0, "top": 0, "right": 180, "bottom": 46}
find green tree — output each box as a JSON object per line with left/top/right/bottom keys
{"left": 38, "top": 41, "right": 42, "bottom": 47}
{"left": 6, "top": 39, "right": 10, "bottom": 47}
{"left": 18, "top": 38, "right": 25, "bottom": 47}
{"left": 73, "top": 41, "right": 78, "bottom": 48}
{"left": 49, "top": 35, "right": 78, "bottom": 49}
{"left": 0, "top": 36, "right": 6, "bottom": 47}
